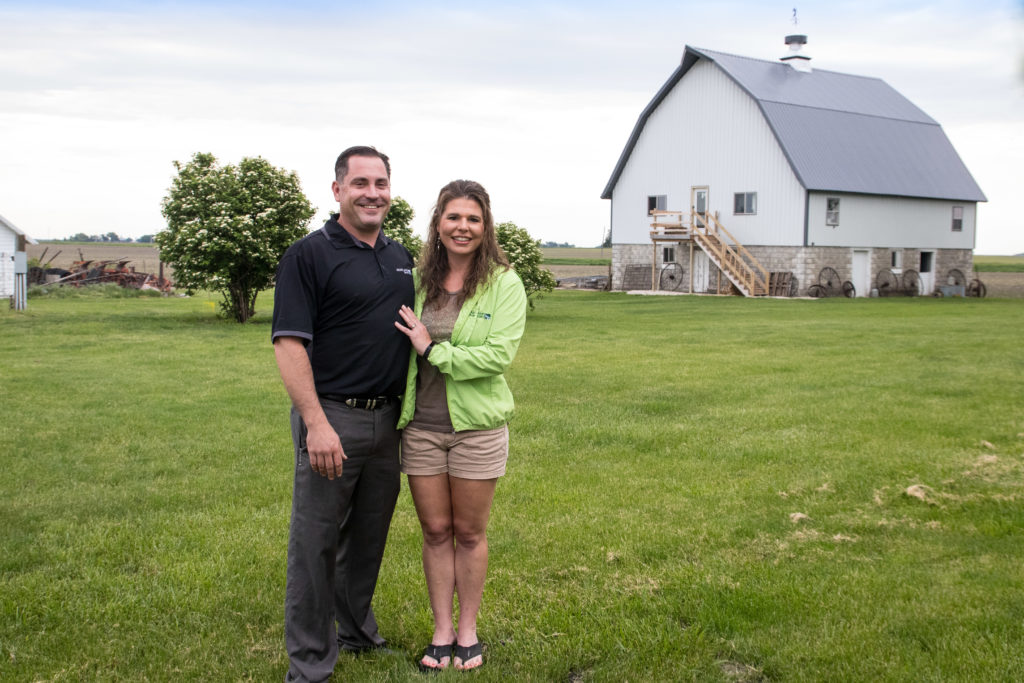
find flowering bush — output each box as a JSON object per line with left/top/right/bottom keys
{"left": 495, "top": 221, "right": 556, "bottom": 308}
{"left": 382, "top": 196, "right": 422, "bottom": 260}
{"left": 157, "top": 153, "right": 316, "bottom": 322}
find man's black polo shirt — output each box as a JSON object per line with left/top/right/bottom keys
{"left": 272, "top": 215, "right": 414, "bottom": 398}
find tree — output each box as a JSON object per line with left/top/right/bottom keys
{"left": 496, "top": 221, "right": 556, "bottom": 308}
{"left": 157, "top": 152, "right": 316, "bottom": 323}
{"left": 137, "top": 234, "right": 155, "bottom": 243}
{"left": 382, "top": 196, "right": 422, "bottom": 260}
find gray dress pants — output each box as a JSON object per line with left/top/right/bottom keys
{"left": 284, "top": 399, "right": 401, "bottom": 683}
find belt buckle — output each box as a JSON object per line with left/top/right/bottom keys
{"left": 345, "top": 397, "right": 380, "bottom": 410}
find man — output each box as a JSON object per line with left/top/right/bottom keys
{"left": 272, "top": 146, "right": 414, "bottom": 683}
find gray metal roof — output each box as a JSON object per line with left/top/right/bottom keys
{"left": 602, "top": 46, "right": 986, "bottom": 202}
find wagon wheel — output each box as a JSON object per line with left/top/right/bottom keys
{"left": 807, "top": 284, "right": 826, "bottom": 298}
{"left": 901, "top": 270, "right": 921, "bottom": 296}
{"left": 788, "top": 275, "right": 799, "bottom": 298}
{"left": 842, "top": 281, "right": 856, "bottom": 298}
{"left": 659, "top": 262, "right": 684, "bottom": 291}
{"left": 945, "top": 268, "right": 965, "bottom": 286}
{"left": 819, "top": 267, "right": 842, "bottom": 295}
{"left": 875, "top": 269, "right": 898, "bottom": 297}
{"left": 968, "top": 278, "right": 987, "bottom": 298}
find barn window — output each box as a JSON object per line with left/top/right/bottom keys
{"left": 920, "top": 251, "right": 934, "bottom": 274}
{"left": 733, "top": 192, "right": 757, "bottom": 215}
{"left": 826, "top": 198, "right": 840, "bottom": 226}
{"left": 951, "top": 206, "right": 963, "bottom": 232}
{"left": 663, "top": 247, "right": 675, "bottom": 263}
{"left": 647, "top": 195, "right": 667, "bottom": 214}
{"left": 891, "top": 251, "right": 903, "bottom": 270}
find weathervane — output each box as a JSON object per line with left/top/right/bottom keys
{"left": 792, "top": 8, "right": 798, "bottom": 25}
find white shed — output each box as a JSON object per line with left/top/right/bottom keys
{"left": 602, "top": 40, "right": 986, "bottom": 296}
{"left": 1, "top": 213, "right": 37, "bottom": 309}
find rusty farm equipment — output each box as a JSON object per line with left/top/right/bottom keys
{"left": 30, "top": 258, "right": 173, "bottom": 292}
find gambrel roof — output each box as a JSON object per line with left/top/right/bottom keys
{"left": 602, "top": 46, "right": 986, "bottom": 202}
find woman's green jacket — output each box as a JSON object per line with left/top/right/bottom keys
{"left": 397, "top": 267, "right": 528, "bottom": 432}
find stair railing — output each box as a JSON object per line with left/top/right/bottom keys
{"left": 691, "top": 212, "right": 769, "bottom": 296}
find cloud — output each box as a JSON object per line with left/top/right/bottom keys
{"left": 0, "top": 0, "right": 1020, "bottom": 252}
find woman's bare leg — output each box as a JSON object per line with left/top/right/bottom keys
{"left": 408, "top": 474, "right": 458, "bottom": 665}
{"left": 449, "top": 475, "right": 497, "bottom": 669}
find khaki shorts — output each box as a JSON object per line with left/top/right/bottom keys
{"left": 401, "top": 425, "right": 509, "bottom": 480}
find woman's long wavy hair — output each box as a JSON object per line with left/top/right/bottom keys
{"left": 418, "top": 179, "right": 509, "bottom": 309}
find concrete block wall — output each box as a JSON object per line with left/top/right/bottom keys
{"left": 751, "top": 246, "right": 975, "bottom": 295}
{"left": 620, "top": 241, "right": 716, "bottom": 292}
{"left": 943, "top": 249, "right": 975, "bottom": 282}
{"left": 613, "top": 243, "right": 663, "bottom": 290}
{"left": 875, "top": 247, "right": 974, "bottom": 291}
{"left": 613, "top": 243, "right": 976, "bottom": 296}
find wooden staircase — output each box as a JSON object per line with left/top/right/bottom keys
{"left": 650, "top": 210, "right": 770, "bottom": 297}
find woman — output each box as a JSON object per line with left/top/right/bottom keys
{"left": 394, "top": 179, "right": 527, "bottom": 672}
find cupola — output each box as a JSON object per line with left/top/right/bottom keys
{"left": 781, "top": 34, "right": 812, "bottom": 72}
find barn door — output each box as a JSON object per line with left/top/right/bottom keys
{"left": 692, "top": 250, "right": 710, "bottom": 293}
{"left": 852, "top": 250, "right": 870, "bottom": 298}
{"left": 919, "top": 251, "right": 935, "bottom": 295}
{"left": 691, "top": 186, "right": 708, "bottom": 229}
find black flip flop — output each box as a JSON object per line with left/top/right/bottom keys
{"left": 418, "top": 642, "right": 454, "bottom": 672}
{"left": 454, "top": 642, "right": 484, "bottom": 671}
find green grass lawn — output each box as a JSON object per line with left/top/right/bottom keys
{"left": 2, "top": 291, "right": 1023, "bottom": 681}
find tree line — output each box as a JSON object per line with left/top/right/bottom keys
{"left": 62, "top": 232, "right": 156, "bottom": 243}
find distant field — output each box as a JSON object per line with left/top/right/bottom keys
{"left": 541, "top": 247, "right": 611, "bottom": 262}
{"left": 974, "top": 254, "right": 1024, "bottom": 272}
{"left": 544, "top": 258, "right": 611, "bottom": 265}
{"left": 976, "top": 272, "right": 1024, "bottom": 298}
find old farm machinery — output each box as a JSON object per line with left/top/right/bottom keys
{"left": 28, "top": 249, "right": 172, "bottom": 293}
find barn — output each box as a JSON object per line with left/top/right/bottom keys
{"left": 1, "top": 213, "right": 36, "bottom": 310}
{"left": 601, "top": 37, "right": 986, "bottom": 297}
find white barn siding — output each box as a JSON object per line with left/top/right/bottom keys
{"left": 806, "top": 192, "right": 976, "bottom": 249}
{"left": 0, "top": 225, "right": 14, "bottom": 254}
{"left": 0, "top": 225, "right": 16, "bottom": 297}
{"left": 611, "top": 59, "right": 806, "bottom": 247}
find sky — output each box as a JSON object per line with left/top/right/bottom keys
{"left": 1, "top": 0, "right": 1021, "bottom": 253}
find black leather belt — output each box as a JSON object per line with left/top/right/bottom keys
{"left": 319, "top": 394, "right": 397, "bottom": 410}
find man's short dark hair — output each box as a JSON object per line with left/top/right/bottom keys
{"left": 335, "top": 146, "right": 391, "bottom": 182}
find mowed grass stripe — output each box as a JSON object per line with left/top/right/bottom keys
{"left": 1, "top": 291, "right": 1022, "bottom": 681}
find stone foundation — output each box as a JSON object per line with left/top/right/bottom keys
{"left": 612, "top": 244, "right": 655, "bottom": 291}
{"left": 611, "top": 243, "right": 975, "bottom": 296}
